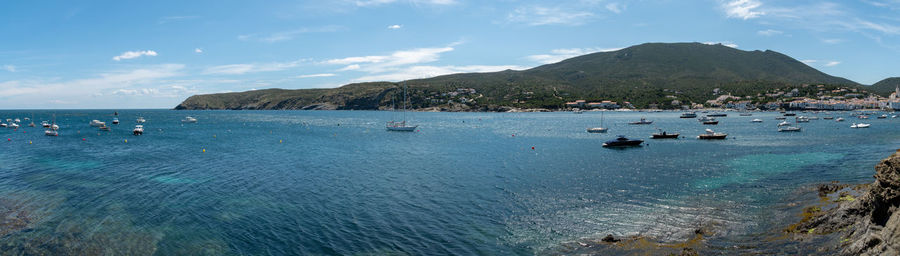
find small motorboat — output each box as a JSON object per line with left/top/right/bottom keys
{"left": 751, "top": 119, "right": 763, "bottom": 123}
{"left": 628, "top": 118, "right": 653, "bottom": 125}
{"left": 877, "top": 114, "right": 887, "bottom": 119}
{"left": 182, "top": 116, "right": 198, "bottom": 123}
{"left": 9, "top": 123, "right": 18, "bottom": 129}
{"left": 795, "top": 116, "right": 810, "bottom": 123}
{"left": 0, "top": 123, "right": 6, "bottom": 128}
{"left": 13, "top": 118, "right": 20, "bottom": 123}
{"left": 823, "top": 116, "right": 834, "bottom": 120}
{"left": 703, "top": 120, "right": 719, "bottom": 125}
{"left": 784, "top": 113, "right": 796, "bottom": 116}
{"left": 698, "top": 129, "right": 728, "bottom": 140}
{"left": 707, "top": 113, "right": 727, "bottom": 117}
{"left": 851, "top": 123, "right": 870, "bottom": 128}
{"left": 858, "top": 115, "right": 869, "bottom": 119}
{"left": 99, "top": 125, "right": 111, "bottom": 131}
{"left": 739, "top": 113, "right": 752, "bottom": 116}
{"left": 680, "top": 112, "right": 698, "bottom": 118}
{"left": 41, "top": 121, "right": 50, "bottom": 128}
{"left": 112, "top": 118, "right": 119, "bottom": 125}
{"left": 587, "top": 127, "right": 608, "bottom": 133}
{"left": 28, "top": 122, "right": 35, "bottom": 127}
{"left": 136, "top": 117, "right": 146, "bottom": 123}
{"left": 651, "top": 129, "right": 679, "bottom": 139}
{"left": 836, "top": 117, "right": 845, "bottom": 122}
{"left": 893, "top": 115, "right": 898, "bottom": 118}
{"left": 133, "top": 125, "right": 144, "bottom": 135}
{"left": 778, "top": 126, "right": 802, "bottom": 132}
{"left": 44, "top": 129, "right": 58, "bottom": 136}
{"left": 90, "top": 120, "right": 105, "bottom": 127}
{"left": 602, "top": 136, "right": 644, "bottom": 147}
{"left": 777, "top": 121, "right": 791, "bottom": 127}
{"left": 51, "top": 124, "right": 59, "bottom": 130}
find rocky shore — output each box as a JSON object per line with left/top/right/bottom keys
{"left": 788, "top": 150, "right": 900, "bottom": 255}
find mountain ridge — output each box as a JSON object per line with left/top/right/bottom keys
{"left": 176, "top": 42, "right": 862, "bottom": 110}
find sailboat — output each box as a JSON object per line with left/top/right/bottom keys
{"left": 386, "top": 84, "right": 418, "bottom": 132}
{"left": 45, "top": 114, "right": 58, "bottom": 136}
{"left": 587, "top": 111, "right": 608, "bottom": 133}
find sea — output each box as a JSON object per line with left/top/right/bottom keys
{"left": 0, "top": 110, "right": 896, "bottom": 255}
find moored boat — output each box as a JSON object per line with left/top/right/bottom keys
{"left": 707, "top": 113, "right": 727, "bottom": 117}
{"left": 851, "top": 123, "right": 870, "bottom": 128}
{"left": 651, "top": 129, "right": 679, "bottom": 139}
{"left": 836, "top": 117, "right": 845, "bottom": 122}
{"left": 777, "top": 121, "right": 791, "bottom": 126}
{"left": 182, "top": 116, "right": 198, "bottom": 123}
{"left": 90, "top": 120, "right": 105, "bottom": 127}
{"left": 133, "top": 125, "right": 144, "bottom": 135}
{"left": 112, "top": 118, "right": 119, "bottom": 124}
{"left": 137, "top": 117, "right": 146, "bottom": 123}
{"left": 602, "top": 136, "right": 644, "bottom": 147}
{"left": 628, "top": 118, "right": 653, "bottom": 125}
{"left": 751, "top": 119, "right": 763, "bottom": 123}
{"left": 680, "top": 112, "right": 697, "bottom": 118}
{"left": 697, "top": 129, "right": 728, "bottom": 140}
{"left": 778, "top": 126, "right": 801, "bottom": 132}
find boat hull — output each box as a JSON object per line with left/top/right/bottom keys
{"left": 651, "top": 133, "right": 679, "bottom": 139}
{"left": 698, "top": 134, "right": 727, "bottom": 140}
{"left": 602, "top": 140, "right": 643, "bottom": 147}
{"left": 587, "top": 128, "right": 608, "bottom": 133}
{"left": 386, "top": 126, "right": 417, "bottom": 132}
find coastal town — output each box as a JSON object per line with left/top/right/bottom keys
{"left": 564, "top": 84, "right": 900, "bottom": 111}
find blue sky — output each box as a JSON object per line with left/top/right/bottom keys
{"left": 2, "top": 0, "right": 900, "bottom": 109}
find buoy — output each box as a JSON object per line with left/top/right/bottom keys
{"left": 202, "top": 148, "right": 206, "bottom": 153}
{"left": 279, "top": 140, "right": 282, "bottom": 143}
{"left": 7, "top": 138, "right": 10, "bottom": 141}
{"left": 124, "top": 139, "right": 127, "bottom": 143}
{"left": 531, "top": 146, "right": 535, "bottom": 150}
{"left": 213, "top": 134, "right": 216, "bottom": 138}
{"left": 512, "top": 134, "right": 515, "bottom": 137}
{"left": 82, "top": 138, "right": 86, "bottom": 141}
{"left": 29, "top": 141, "right": 32, "bottom": 144}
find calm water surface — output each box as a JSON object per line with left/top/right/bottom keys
{"left": 0, "top": 110, "right": 896, "bottom": 255}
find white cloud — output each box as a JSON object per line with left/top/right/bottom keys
{"left": 822, "top": 38, "right": 843, "bottom": 44}
{"left": 526, "top": 47, "right": 622, "bottom": 64}
{"left": 703, "top": 41, "right": 739, "bottom": 48}
{"left": 722, "top": 0, "right": 765, "bottom": 20}
{"left": 605, "top": 3, "right": 624, "bottom": 14}
{"left": 825, "top": 61, "right": 841, "bottom": 67}
{"left": 0, "top": 64, "right": 185, "bottom": 107}
{"left": 323, "top": 46, "right": 454, "bottom": 72}
{"left": 757, "top": 29, "right": 783, "bottom": 36}
{"left": 353, "top": 0, "right": 456, "bottom": 6}
{"left": 3, "top": 65, "right": 15, "bottom": 72}
{"left": 507, "top": 6, "right": 594, "bottom": 26}
{"left": 195, "top": 48, "right": 203, "bottom": 53}
{"left": 339, "top": 64, "right": 361, "bottom": 71}
{"left": 297, "top": 73, "right": 336, "bottom": 78}
{"left": 204, "top": 60, "right": 304, "bottom": 75}
{"left": 238, "top": 26, "right": 342, "bottom": 42}
{"left": 388, "top": 24, "right": 402, "bottom": 29}
{"left": 801, "top": 59, "right": 817, "bottom": 64}
{"left": 113, "top": 50, "right": 158, "bottom": 61}
{"left": 352, "top": 65, "right": 525, "bottom": 82}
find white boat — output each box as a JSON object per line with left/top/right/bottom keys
{"left": 777, "top": 121, "right": 791, "bottom": 126}
{"left": 41, "top": 121, "right": 50, "bottom": 128}
{"left": 136, "top": 117, "right": 146, "bottom": 123}
{"left": 386, "top": 84, "right": 418, "bottom": 132}
{"left": 112, "top": 118, "right": 119, "bottom": 124}
{"left": 44, "top": 129, "right": 58, "bottom": 136}
{"left": 751, "top": 119, "right": 763, "bottom": 123}
{"left": 778, "top": 126, "right": 801, "bottom": 132}
{"left": 795, "top": 116, "right": 810, "bottom": 123}
{"left": 680, "top": 112, "right": 698, "bottom": 118}
{"left": 13, "top": 118, "right": 20, "bottom": 123}
{"left": 9, "top": 123, "right": 18, "bottom": 129}
{"left": 51, "top": 124, "right": 59, "bottom": 130}
{"left": 851, "top": 123, "right": 870, "bottom": 128}
{"left": 90, "top": 120, "right": 106, "bottom": 127}
{"left": 587, "top": 111, "right": 608, "bottom": 133}
{"left": 836, "top": 117, "right": 845, "bottom": 122}
{"left": 628, "top": 118, "right": 653, "bottom": 125}
{"left": 0, "top": 123, "right": 6, "bottom": 127}
{"left": 697, "top": 129, "right": 728, "bottom": 139}
{"left": 182, "top": 116, "right": 198, "bottom": 123}
{"left": 877, "top": 114, "right": 888, "bottom": 119}
{"left": 133, "top": 125, "right": 144, "bottom": 135}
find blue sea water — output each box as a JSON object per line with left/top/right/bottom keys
{"left": 0, "top": 110, "right": 897, "bottom": 255}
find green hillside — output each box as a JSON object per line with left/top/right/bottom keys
{"left": 868, "top": 77, "right": 900, "bottom": 97}
{"left": 176, "top": 42, "right": 861, "bottom": 110}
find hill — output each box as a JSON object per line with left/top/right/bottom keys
{"left": 868, "top": 77, "right": 900, "bottom": 97}
{"left": 175, "top": 42, "right": 860, "bottom": 110}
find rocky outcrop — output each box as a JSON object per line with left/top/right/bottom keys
{"left": 792, "top": 150, "right": 900, "bottom": 255}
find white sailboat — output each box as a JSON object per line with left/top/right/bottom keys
{"left": 386, "top": 84, "right": 418, "bottom": 132}
{"left": 587, "top": 111, "right": 608, "bottom": 133}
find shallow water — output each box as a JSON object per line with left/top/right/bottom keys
{"left": 0, "top": 110, "right": 896, "bottom": 255}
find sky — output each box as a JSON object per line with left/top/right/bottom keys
{"left": 2, "top": 0, "right": 900, "bottom": 109}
